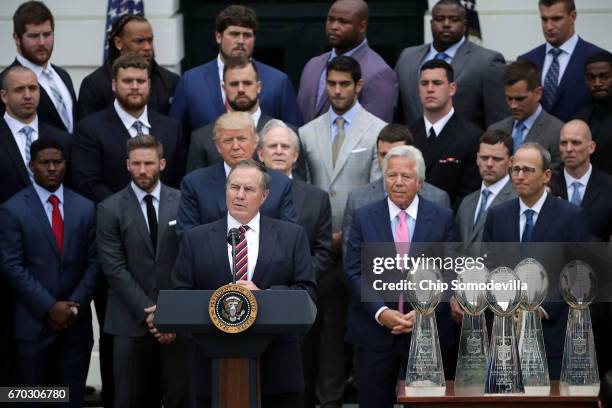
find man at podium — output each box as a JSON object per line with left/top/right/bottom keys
{"left": 173, "top": 159, "right": 316, "bottom": 407}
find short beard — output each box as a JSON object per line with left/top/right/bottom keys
{"left": 228, "top": 97, "right": 257, "bottom": 112}
{"left": 117, "top": 94, "right": 148, "bottom": 112}
{"left": 19, "top": 43, "right": 51, "bottom": 66}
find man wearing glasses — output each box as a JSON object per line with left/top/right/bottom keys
{"left": 483, "top": 142, "right": 589, "bottom": 380}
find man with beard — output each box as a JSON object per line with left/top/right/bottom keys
{"left": 78, "top": 14, "right": 180, "bottom": 119}
{"left": 170, "top": 5, "right": 302, "bottom": 138}
{"left": 96, "top": 135, "right": 190, "bottom": 408}
{"left": 297, "top": 0, "right": 398, "bottom": 123}
{"left": 0, "top": 1, "right": 77, "bottom": 133}
{"left": 71, "top": 53, "right": 183, "bottom": 407}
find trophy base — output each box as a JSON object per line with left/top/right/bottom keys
{"left": 484, "top": 392, "right": 525, "bottom": 396}
{"left": 404, "top": 382, "right": 446, "bottom": 396}
{"left": 453, "top": 385, "right": 483, "bottom": 396}
{"left": 559, "top": 384, "right": 600, "bottom": 396}
{"left": 523, "top": 385, "right": 550, "bottom": 395}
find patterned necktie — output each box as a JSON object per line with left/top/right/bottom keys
{"left": 434, "top": 52, "right": 449, "bottom": 62}
{"left": 542, "top": 48, "right": 563, "bottom": 111}
{"left": 132, "top": 120, "right": 145, "bottom": 136}
{"left": 41, "top": 68, "right": 72, "bottom": 133}
{"left": 394, "top": 210, "right": 410, "bottom": 314}
{"left": 522, "top": 209, "right": 535, "bottom": 243}
{"left": 48, "top": 194, "right": 63, "bottom": 252}
{"left": 570, "top": 181, "right": 582, "bottom": 205}
{"left": 332, "top": 117, "right": 345, "bottom": 166}
{"left": 474, "top": 188, "right": 491, "bottom": 226}
{"left": 144, "top": 195, "right": 157, "bottom": 251}
{"left": 20, "top": 126, "right": 34, "bottom": 178}
{"left": 235, "top": 225, "right": 250, "bottom": 280}
{"left": 512, "top": 122, "right": 526, "bottom": 151}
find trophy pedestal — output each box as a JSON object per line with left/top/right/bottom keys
{"left": 559, "top": 384, "right": 600, "bottom": 396}
{"left": 404, "top": 383, "right": 446, "bottom": 396}
{"left": 524, "top": 385, "right": 551, "bottom": 395}
{"left": 560, "top": 307, "right": 599, "bottom": 394}
{"left": 454, "top": 313, "right": 488, "bottom": 395}
{"left": 405, "top": 312, "right": 446, "bottom": 392}
{"left": 484, "top": 315, "right": 524, "bottom": 395}
{"left": 519, "top": 310, "right": 550, "bottom": 390}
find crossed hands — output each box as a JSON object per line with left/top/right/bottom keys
{"left": 379, "top": 309, "right": 416, "bottom": 335}
{"left": 47, "top": 301, "right": 79, "bottom": 331}
{"left": 144, "top": 305, "right": 176, "bottom": 345}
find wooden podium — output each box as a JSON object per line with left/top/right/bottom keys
{"left": 397, "top": 381, "right": 598, "bottom": 408}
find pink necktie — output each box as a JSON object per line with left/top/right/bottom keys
{"left": 394, "top": 211, "right": 410, "bottom": 313}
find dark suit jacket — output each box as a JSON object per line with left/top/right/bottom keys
{"left": 520, "top": 37, "right": 604, "bottom": 122}
{"left": 173, "top": 215, "right": 316, "bottom": 395}
{"left": 77, "top": 60, "right": 180, "bottom": 120}
{"left": 97, "top": 184, "right": 181, "bottom": 336}
{"left": 169, "top": 58, "right": 303, "bottom": 138}
{"left": 71, "top": 105, "right": 184, "bottom": 204}
{"left": 344, "top": 196, "right": 457, "bottom": 352}
{"left": 0, "top": 185, "right": 99, "bottom": 342}
{"left": 550, "top": 169, "right": 612, "bottom": 242}
{"left": 574, "top": 102, "right": 612, "bottom": 176}
{"left": 176, "top": 162, "right": 297, "bottom": 236}
{"left": 409, "top": 113, "right": 481, "bottom": 207}
{"left": 0, "top": 59, "right": 77, "bottom": 133}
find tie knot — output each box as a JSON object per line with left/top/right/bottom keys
{"left": 239, "top": 225, "right": 250, "bottom": 235}
{"left": 397, "top": 210, "right": 408, "bottom": 223}
{"left": 42, "top": 68, "right": 53, "bottom": 78}
{"left": 515, "top": 121, "right": 526, "bottom": 132}
{"left": 524, "top": 208, "right": 535, "bottom": 221}
{"left": 48, "top": 194, "right": 60, "bottom": 207}
{"left": 549, "top": 48, "right": 562, "bottom": 58}
{"left": 482, "top": 188, "right": 491, "bottom": 199}
{"left": 428, "top": 127, "right": 437, "bottom": 138}
{"left": 21, "top": 126, "right": 33, "bottom": 138}
{"left": 336, "top": 117, "right": 345, "bottom": 127}
{"left": 144, "top": 194, "right": 154, "bottom": 204}
{"left": 571, "top": 181, "right": 581, "bottom": 189}
{"left": 434, "top": 52, "right": 448, "bottom": 61}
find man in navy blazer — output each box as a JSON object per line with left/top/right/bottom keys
{"left": 169, "top": 5, "right": 302, "bottom": 138}
{"left": 345, "top": 145, "right": 456, "bottom": 408}
{"left": 177, "top": 111, "right": 296, "bottom": 236}
{"left": 174, "top": 160, "right": 316, "bottom": 406}
{"left": 519, "top": 0, "right": 604, "bottom": 122}
{"left": 483, "top": 142, "right": 589, "bottom": 379}
{"left": 0, "top": 138, "right": 99, "bottom": 407}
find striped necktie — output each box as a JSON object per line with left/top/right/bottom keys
{"left": 42, "top": 68, "right": 72, "bottom": 132}
{"left": 235, "top": 225, "right": 250, "bottom": 280}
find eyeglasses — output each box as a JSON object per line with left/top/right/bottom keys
{"left": 509, "top": 166, "right": 537, "bottom": 176}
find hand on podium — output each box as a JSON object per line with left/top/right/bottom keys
{"left": 145, "top": 305, "right": 176, "bottom": 345}
{"left": 236, "top": 280, "right": 260, "bottom": 291}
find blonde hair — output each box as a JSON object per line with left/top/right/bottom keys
{"left": 212, "top": 111, "right": 257, "bottom": 142}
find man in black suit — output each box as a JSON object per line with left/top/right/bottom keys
{"left": 174, "top": 160, "right": 316, "bottom": 407}
{"left": 1, "top": 1, "right": 77, "bottom": 133}
{"left": 409, "top": 59, "right": 481, "bottom": 207}
{"left": 78, "top": 14, "right": 179, "bottom": 119}
{"left": 574, "top": 52, "right": 612, "bottom": 176}
{"left": 550, "top": 120, "right": 612, "bottom": 242}
{"left": 257, "top": 119, "right": 333, "bottom": 408}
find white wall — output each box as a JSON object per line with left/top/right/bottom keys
{"left": 425, "top": 0, "right": 612, "bottom": 61}
{"left": 0, "top": 0, "right": 183, "bottom": 95}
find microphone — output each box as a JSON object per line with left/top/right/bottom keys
{"left": 227, "top": 228, "right": 241, "bottom": 284}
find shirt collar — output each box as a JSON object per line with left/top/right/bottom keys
{"left": 228, "top": 211, "right": 260, "bottom": 234}
{"left": 130, "top": 180, "right": 161, "bottom": 203}
{"left": 114, "top": 99, "right": 150, "bottom": 130}
{"left": 330, "top": 39, "right": 368, "bottom": 60}
{"left": 545, "top": 33, "right": 579, "bottom": 55}
{"left": 330, "top": 101, "right": 361, "bottom": 126}
{"left": 4, "top": 111, "right": 38, "bottom": 135}
{"left": 424, "top": 107, "right": 455, "bottom": 137}
{"left": 564, "top": 163, "right": 592, "bottom": 187}
{"left": 388, "top": 194, "right": 419, "bottom": 222}
{"left": 223, "top": 162, "right": 232, "bottom": 178}
{"left": 514, "top": 104, "right": 542, "bottom": 131}
{"left": 251, "top": 107, "right": 262, "bottom": 127}
{"left": 16, "top": 53, "right": 47, "bottom": 76}
{"left": 519, "top": 190, "right": 548, "bottom": 215}
{"left": 217, "top": 54, "right": 225, "bottom": 81}
{"left": 431, "top": 36, "right": 466, "bottom": 59}
{"left": 33, "top": 180, "right": 64, "bottom": 204}
{"left": 482, "top": 174, "right": 511, "bottom": 196}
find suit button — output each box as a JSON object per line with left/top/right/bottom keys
{"left": 330, "top": 191, "right": 336, "bottom": 198}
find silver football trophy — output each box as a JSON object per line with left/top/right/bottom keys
{"left": 484, "top": 267, "right": 524, "bottom": 395}
{"left": 559, "top": 260, "right": 599, "bottom": 396}
{"left": 454, "top": 264, "right": 489, "bottom": 395}
{"left": 404, "top": 264, "right": 446, "bottom": 396}
{"left": 515, "top": 258, "right": 550, "bottom": 395}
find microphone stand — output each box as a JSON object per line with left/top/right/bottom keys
{"left": 227, "top": 228, "right": 241, "bottom": 284}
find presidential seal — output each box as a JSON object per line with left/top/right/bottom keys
{"left": 209, "top": 284, "right": 258, "bottom": 333}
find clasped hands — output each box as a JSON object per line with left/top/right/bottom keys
{"left": 379, "top": 309, "right": 416, "bottom": 335}
{"left": 47, "top": 300, "right": 79, "bottom": 331}
{"left": 144, "top": 305, "right": 176, "bottom": 345}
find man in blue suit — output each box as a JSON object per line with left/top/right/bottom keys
{"left": 483, "top": 142, "right": 589, "bottom": 379}
{"left": 177, "top": 111, "right": 296, "bottom": 236}
{"left": 0, "top": 138, "right": 99, "bottom": 407}
{"left": 169, "top": 5, "right": 302, "bottom": 138}
{"left": 345, "top": 145, "right": 456, "bottom": 408}
{"left": 519, "top": 0, "right": 604, "bottom": 122}
{"left": 174, "top": 159, "right": 316, "bottom": 407}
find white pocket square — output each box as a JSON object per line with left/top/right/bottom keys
{"left": 351, "top": 147, "right": 367, "bottom": 154}
{"left": 168, "top": 220, "right": 177, "bottom": 226}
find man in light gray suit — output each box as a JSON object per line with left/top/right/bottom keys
{"left": 97, "top": 135, "right": 189, "bottom": 408}
{"left": 342, "top": 123, "right": 450, "bottom": 251}
{"left": 489, "top": 60, "right": 563, "bottom": 169}
{"left": 299, "top": 55, "right": 385, "bottom": 408}
{"left": 395, "top": 0, "right": 508, "bottom": 130}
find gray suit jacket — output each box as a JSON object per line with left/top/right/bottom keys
{"left": 97, "top": 184, "right": 181, "bottom": 336}
{"left": 395, "top": 40, "right": 508, "bottom": 130}
{"left": 299, "top": 107, "right": 386, "bottom": 231}
{"left": 488, "top": 108, "right": 563, "bottom": 169}
{"left": 456, "top": 179, "right": 516, "bottom": 253}
{"left": 341, "top": 177, "right": 451, "bottom": 251}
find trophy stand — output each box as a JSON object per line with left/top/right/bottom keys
{"left": 484, "top": 267, "right": 524, "bottom": 395}
{"left": 559, "top": 261, "right": 600, "bottom": 396}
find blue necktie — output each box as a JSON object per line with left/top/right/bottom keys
{"left": 21, "top": 126, "right": 34, "bottom": 180}
{"left": 474, "top": 188, "right": 491, "bottom": 226}
{"left": 42, "top": 68, "right": 72, "bottom": 133}
{"left": 513, "top": 122, "right": 526, "bottom": 151}
{"left": 542, "top": 48, "right": 562, "bottom": 111}
{"left": 132, "top": 120, "right": 145, "bottom": 136}
{"left": 434, "top": 52, "right": 449, "bottom": 62}
{"left": 569, "top": 181, "right": 582, "bottom": 205}
{"left": 522, "top": 209, "right": 535, "bottom": 242}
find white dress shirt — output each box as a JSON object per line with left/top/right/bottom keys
{"left": 542, "top": 33, "right": 579, "bottom": 85}
{"left": 519, "top": 191, "right": 548, "bottom": 240}
{"left": 424, "top": 107, "right": 455, "bottom": 138}
{"left": 114, "top": 100, "right": 151, "bottom": 137}
{"left": 563, "top": 164, "right": 592, "bottom": 203}
{"left": 217, "top": 54, "right": 226, "bottom": 104}
{"left": 33, "top": 181, "right": 64, "bottom": 224}
{"left": 3, "top": 112, "right": 39, "bottom": 166}
{"left": 473, "top": 175, "right": 511, "bottom": 224}
{"left": 227, "top": 212, "right": 260, "bottom": 281}
{"left": 130, "top": 181, "right": 161, "bottom": 232}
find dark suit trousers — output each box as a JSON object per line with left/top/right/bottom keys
{"left": 113, "top": 334, "right": 191, "bottom": 408}
{"left": 13, "top": 322, "right": 93, "bottom": 408}
{"left": 93, "top": 280, "right": 114, "bottom": 407}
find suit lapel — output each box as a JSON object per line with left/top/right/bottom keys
{"left": 210, "top": 218, "right": 232, "bottom": 281}
{"left": 531, "top": 194, "right": 557, "bottom": 241}
{"left": 554, "top": 38, "right": 584, "bottom": 107}
{"left": 314, "top": 113, "right": 335, "bottom": 181}
{"left": 291, "top": 179, "right": 306, "bottom": 219}
{"left": 106, "top": 107, "right": 132, "bottom": 148}
{"left": 464, "top": 192, "right": 482, "bottom": 242}
{"left": 314, "top": 53, "right": 331, "bottom": 116}
{"left": 212, "top": 164, "right": 228, "bottom": 214}
{"left": 451, "top": 41, "right": 472, "bottom": 82}
{"left": 206, "top": 61, "right": 225, "bottom": 118}
{"left": 252, "top": 216, "right": 276, "bottom": 285}
{"left": 156, "top": 185, "right": 174, "bottom": 256}
{"left": 370, "top": 200, "right": 394, "bottom": 243}
{"left": 412, "top": 197, "right": 433, "bottom": 243}
{"left": 525, "top": 111, "right": 547, "bottom": 143}
{"left": 124, "top": 187, "right": 155, "bottom": 257}
{"left": 582, "top": 170, "right": 602, "bottom": 209}
{"left": 0, "top": 120, "right": 30, "bottom": 185}
{"left": 256, "top": 114, "right": 272, "bottom": 132}
{"left": 331, "top": 108, "right": 368, "bottom": 182}
{"left": 409, "top": 45, "right": 430, "bottom": 111}
{"left": 25, "top": 187, "right": 60, "bottom": 256}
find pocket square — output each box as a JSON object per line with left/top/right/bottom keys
{"left": 438, "top": 157, "right": 461, "bottom": 164}
{"left": 168, "top": 220, "right": 177, "bottom": 226}
{"left": 351, "top": 147, "right": 368, "bottom": 154}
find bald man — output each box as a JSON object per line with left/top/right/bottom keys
{"left": 297, "top": 0, "right": 398, "bottom": 123}
{"left": 550, "top": 119, "right": 612, "bottom": 242}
